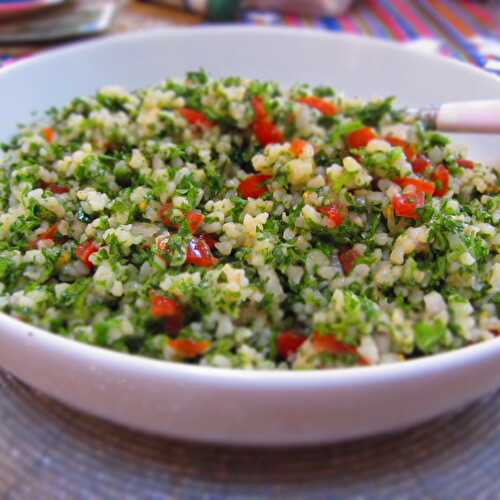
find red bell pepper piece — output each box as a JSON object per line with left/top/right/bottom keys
{"left": 346, "top": 127, "right": 376, "bottom": 149}
{"left": 76, "top": 240, "right": 99, "bottom": 270}
{"left": 297, "top": 96, "right": 337, "bottom": 116}
{"left": 238, "top": 174, "right": 272, "bottom": 199}
{"left": 277, "top": 330, "right": 307, "bottom": 359}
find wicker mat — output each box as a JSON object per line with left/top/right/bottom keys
{"left": 0, "top": 371, "right": 499, "bottom": 499}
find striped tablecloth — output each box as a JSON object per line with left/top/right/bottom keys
{"left": 0, "top": 1, "right": 499, "bottom": 75}
{"left": 244, "top": 0, "right": 500, "bottom": 76}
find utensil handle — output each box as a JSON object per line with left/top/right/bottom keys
{"left": 436, "top": 100, "right": 500, "bottom": 133}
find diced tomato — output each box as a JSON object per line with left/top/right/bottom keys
{"left": 151, "top": 293, "right": 182, "bottom": 319}
{"left": 277, "top": 330, "right": 307, "bottom": 359}
{"left": 179, "top": 108, "right": 214, "bottom": 129}
{"left": 186, "top": 211, "right": 204, "bottom": 233}
{"left": 186, "top": 237, "right": 218, "bottom": 267}
{"left": 346, "top": 127, "right": 376, "bottom": 149}
{"left": 394, "top": 177, "right": 435, "bottom": 196}
{"left": 165, "top": 313, "right": 184, "bottom": 335}
{"left": 317, "top": 204, "right": 345, "bottom": 228}
{"left": 297, "top": 96, "right": 338, "bottom": 116}
{"left": 252, "top": 95, "right": 267, "bottom": 121}
{"left": 160, "top": 204, "right": 205, "bottom": 233}
{"left": 392, "top": 191, "right": 425, "bottom": 219}
{"left": 42, "top": 182, "right": 70, "bottom": 194}
{"left": 432, "top": 165, "right": 450, "bottom": 197}
{"left": 36, "top": 224, "right": 59, "bottom": 243}
{"left": 254, "top": 119, "right": 284, "bottom": 146}
{"left": 168, "top": 338, "right": 211, "bottom": 358}
{"left": 252, "top": 96, "right": 284, "bottom": 146}
{"left": 290, "top": 138, "right": 310, "bottom": 157}
{"left": 198, "top": 232, "right": 218, "bottom": 249}
{"left": 238, "top": 174, "right": 272, "bottom": 199}
{"left": 76, "top": 240, "right": 99, "bottom": 270}
{"left": 411, "top": 155, "right": 432, "bottom": 174}
{"left": 313, "top": 331, "right": 369, "bottom": 365}
{"left": 384, "top": 136, "right": 417, "bottom": 161}
{"left": 457, "top": 159, "right": 475, "bottom": 170}
{"left": 151, "top": 294, "right": 184, "bottom": 333}
{"left": 43, "top": 127, "right": 55, "bottom": 143}
{"left": 159, "top": 203, "right": 175, "bottom": 227}
{"left": 338, "top": 247, "right": 361, "bottom": 275}
{"left": 157, "top": 237, "right": 169, "bottom": 252}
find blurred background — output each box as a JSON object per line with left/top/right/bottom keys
{"left": 0, "top": 0, "right": 499, "bottom": 75}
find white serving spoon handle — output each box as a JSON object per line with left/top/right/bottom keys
{"left": 406, "top": 100, "right": 500, "bottom": 134}
{"left": 436, "top": 100, "right": 500, "bottom": 133}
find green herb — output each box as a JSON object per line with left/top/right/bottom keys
{"left": 415, "top": 320, "right": 447, "bottom": 354}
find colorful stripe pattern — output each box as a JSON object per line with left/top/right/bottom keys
{"left": 0, "top": 1, "right": 498, "bottom": 76}
{"left": 244, "top": 0, "right": 500, "bottom": 76}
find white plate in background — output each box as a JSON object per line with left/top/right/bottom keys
{"left": 0, "top": 0, "right": 65, "bottom": 19}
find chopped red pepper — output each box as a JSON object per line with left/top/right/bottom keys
{"left": 252, "top": 96, "right": 268, "bottom": 121}
{"left": 159, "top": 203, "right": 175, "bottom": 227}
{"left": 394, "top": 177, "right": 435, "bottom": 196}
{"left": 338, "top": 247, "right": 361, "bottom": 275}
{"left": 254, "top": 118, "right": 285, "bottom": 146}
{"left": 457, "top": 159, "right": 475, "bottom": 170}
{"left": 151, "top": 293, "right": 184, "bottom": 333}
{"left": 432, "top": 165, "right": 450, "bottom": 197}
{"left": 36, "top": 224, "right": 59, "bottom": 243}
{"left": 313, "top": 332, "right": 369, "bottom": 365}
{"left": 42, "top": 182, "right": 70, "bottom": 194}
{"left": 168, "top": 338, "right": 211, "bottom": 358}
{"left": 238, "top": 174, "right": 272, "bottom": 199}
{"left": 317, "top": 204, "right": 345, "bottom": 228}
{"left": 157, "top": 237, "right": 169, "bottom": 252}
{"left": 346, "top": 127, "right": 376, "bottom": 149}
{"left": 392, "top": 192, "right": 425, "bottom": 219}
{"left": 159, "top": 204, "right": 204, "bottom": 233}
{"left": 43, "top": 127, "right": 55, "bottom": 144}
{"left": 411, "top": 155, "right": 432, "bottom": 174}
{"left": 151, "top": 293, "right": 182, "bottom": 319}
{"left": 297, "top": 96, "right": 338, "bottom": 116}
{"left": 186, "top": 211, "right": 204, "bottom": 233}
{"left": 277, "top": 330, "right": 307, "bottom": 359}
{"left": 384, "top": 136, "right": 417, "bottom": 161}
{"left": 179, "top": 108, "right": 215, "bottom": 129}
{"left": 198, "top": 232, "right": 218, "bottom": 250}
{"left": 165, "top": 313, "right": 184, "bottom": 335}
{"left": 253, "top": 116, "right": 285, "bottom": 144}
{"left": 252, "top": 96, "right": 284, "bottom": 146}
{"left": 76, "top": 240, "right": 99, "bottom": 270}
{"left": 289, "top": 138, "right": 310, "bottom": 157}
{"left": 186, "top": 237, "right": 218, "bottom": 267}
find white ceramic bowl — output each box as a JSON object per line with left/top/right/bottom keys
{"left": 0, "top": 27, "right": 499, "bottom": 446}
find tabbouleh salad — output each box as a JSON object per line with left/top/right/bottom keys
{"left": 0, "top": 70, "right": 498, "bottom": 370}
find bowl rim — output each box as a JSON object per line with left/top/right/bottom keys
{"left": 2, "top": 24, "right": 500, "bottom": 86}
{"left": 1, "top": 25, "right": 499, "bottom": 384}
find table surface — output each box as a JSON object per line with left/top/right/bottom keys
{"left": 1, "top": 2, "right": 500, "bottom": 498}
{"left": 1, "top": 371, "right": 500, "bottom": 499}
{"left": 0, "top": 1, "right": 201, "bottom": 58}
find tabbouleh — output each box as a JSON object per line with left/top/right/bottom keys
{"left": 0, "top": 70, "right": 498, "bottom": 369}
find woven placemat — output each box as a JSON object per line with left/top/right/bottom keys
{"left": 0, "top": 371, "right": 499, "bottom": 499}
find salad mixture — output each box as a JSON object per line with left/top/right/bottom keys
{"left": 0, "top": 71, "right": 498, "bottom": 369}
